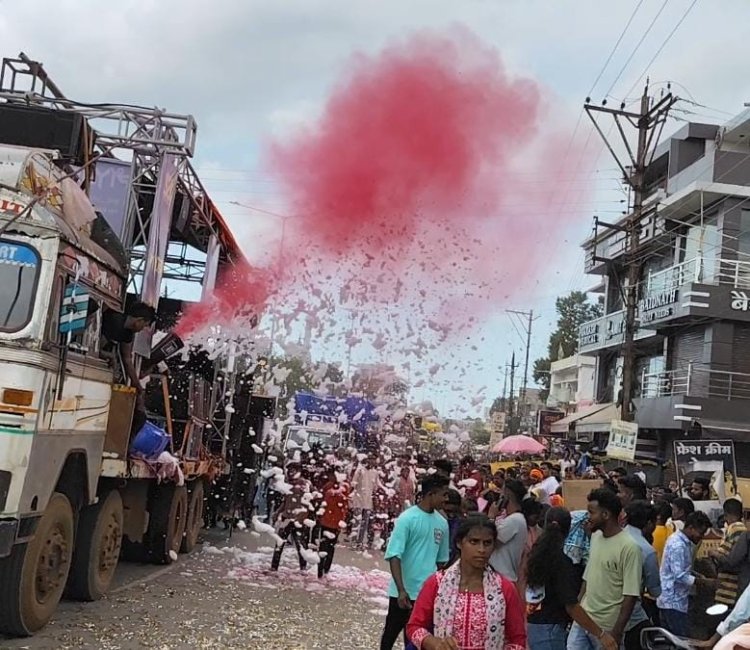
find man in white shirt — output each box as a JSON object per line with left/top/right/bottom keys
{"left": 539, "top": 461, "right": 560, "bottom": 499}
{"left": 634, "top": 463, "right": 647, "bottom": 484}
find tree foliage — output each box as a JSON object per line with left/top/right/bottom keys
{"left": 489, "top": 396, "right": 506, "bottom": 415}
{"left": 259, "top": 357, "right": 346, "bottom": 417}
{"left": 470, "top": 418, "right": 491, "bottom": 446}
{"left": 533, "top": 291, "right": 603, "bottom": 401}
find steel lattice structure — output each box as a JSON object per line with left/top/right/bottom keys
{"left": 0, "top": 52, "right": 246, "bottom": 460}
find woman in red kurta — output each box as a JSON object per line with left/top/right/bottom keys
{"left": 406, "top": 514, "right": 526, "bottom": 650}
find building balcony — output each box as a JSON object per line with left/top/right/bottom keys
{"left": 641, "top": 364, "right": 750, "bottom": 401}
{"left": 639, "top": 257, "right": 750, "bottom": 328}
{"left": 635, "top": 363, "right": 750, "bottom": 436}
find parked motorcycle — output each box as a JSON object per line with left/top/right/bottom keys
{"left": 641, "top": 604, "right": 729, "bottom": 649}
{"left": 640, "top": 627, "right": 694, "bottom": 650}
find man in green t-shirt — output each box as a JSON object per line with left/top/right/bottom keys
{"left": 567, "top": 488, "right": 643, "bottom": 650}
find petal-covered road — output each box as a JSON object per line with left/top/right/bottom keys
{"left": 0, "top": 531, "right": 389, "bottom": 649}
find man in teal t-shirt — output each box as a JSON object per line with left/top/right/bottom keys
{"left": 380, "top": 474, "right": 450, "bottom": 650}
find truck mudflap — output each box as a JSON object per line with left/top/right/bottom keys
{"left": 0, "top": 519, "right": 18, "bottom": 558}
{"left": 0, "top": 515, "right": 40, "bottom": 558}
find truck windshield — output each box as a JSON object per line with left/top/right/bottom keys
{"left": 286, "top": 427, "right": 340, "bottom": 450}
{"left": 0, "top": 240, "right": 40, "bottom": 333}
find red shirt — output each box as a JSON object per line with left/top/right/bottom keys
{"left": 319, "top": 481, "right": 350, "bottom": 530}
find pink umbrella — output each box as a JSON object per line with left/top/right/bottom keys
{"left": 492, "top": 435, "right": 546, "bottom": 455}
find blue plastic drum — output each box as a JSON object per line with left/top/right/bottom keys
{"left": 130, "top": 421, "right": 170, "bottom": 458}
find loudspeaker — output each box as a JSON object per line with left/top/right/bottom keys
{"left": 0, "top": 104, "right": 93, "bottom": 164}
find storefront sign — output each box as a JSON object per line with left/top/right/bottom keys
{"left": 673, "top": 440, "right": 738, "bottom": 502}
{"left": 731, "top": 290, "right": 750, "bottom": 312}
{"left": 579, "top": 321, "right": 600, "bottom": 347}
{"left": 605, "top": 316, "right": 625, "bottom": 340}
{"left": 639, "top": 289, "right": 678, "bottom": 323}
{"left": 537, "top": 409, "right": 566, "bottom": 437}
{"left": 490, "top": 411, "right": 506, "bottom": 436}
{"left": 607, "top": 420, "right": 638, "bottom": 461}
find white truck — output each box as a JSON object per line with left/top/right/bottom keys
{"left": 0, "top": 54, "right": 250, "bottom": 636}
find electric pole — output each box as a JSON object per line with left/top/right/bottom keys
{"left": 501, "top": 363, "right": 508, "bottom": 406}
{"left": 507, "top": 309, "right": 539, "bottom": 427}
{"left": 508, "top": 352, "right": 519, "bottom": 436}
{"left": 585, "top": 82, "right": 677, "bottom": 421}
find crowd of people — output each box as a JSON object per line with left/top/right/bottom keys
{"left": 252, "top": 445, "right": 750, "bottom": 649}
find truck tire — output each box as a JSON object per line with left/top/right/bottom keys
{"left": 180, "top": 480, "right": 205, "bottom": 554}
{"left": 0, "top": 493, "right": 74, "bottom": 636}
{"left": 145, "top": 484, "right": 187, "bottom": 565}
{"left": 66, "top": 490, "right": 123, "bottom": 601}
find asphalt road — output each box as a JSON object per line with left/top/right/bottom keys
{"left": 0, "top": 527, "right": 389, "bottom": 649}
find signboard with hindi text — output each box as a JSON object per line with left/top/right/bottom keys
{"left": 606, "top": 420, "right": 638, "bottom": 461}
{"left": 537, "top": 409, "right": 565, "bottom": 437}
{"left": 673, "top": 440, "right": 738, "bottom": 503}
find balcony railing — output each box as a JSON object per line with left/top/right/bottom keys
{"left": 647, "top": 257, "right": 750, "bottom": 294}
{"left": 641, "top": 363, "right": 750, "bottom": 401}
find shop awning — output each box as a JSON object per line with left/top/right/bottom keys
{"left": 550, "top": 403, "right": 614, "bottom": 434}
{"left": 576, "top": 403, "right": 620, "bottom": 434}
{"left": 696, "top": 420, "right": 750, "bottom": 442}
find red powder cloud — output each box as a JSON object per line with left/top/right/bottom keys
{"left": 175, "top": 261, "right": 272, "bottom": 338}
{"left": 180, "top": 27, "right": 590, "bottom": 344}
{"left": 269, "top": 28, "right": 541, "bottom": 253}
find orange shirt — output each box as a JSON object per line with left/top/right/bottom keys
{"left": 651, "top": 524, "right": 672, "bottom": 564}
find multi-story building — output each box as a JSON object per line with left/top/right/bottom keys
{"left": 576, "top": 110, "right": 750, "bottom": 473}
{"left": 548, "top": 354, "right": 597, "bottom": 412}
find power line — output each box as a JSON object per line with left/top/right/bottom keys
{"left": 604, "top": 0, "right": 670, "bottom": 99}
{"left": 622, "top": 0, "right": 701, "bottom": 100}
{"left": 587, "top": 0, "right": 646, "bottom": 98}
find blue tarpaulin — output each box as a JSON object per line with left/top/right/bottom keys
{"left": 294, "top": 392, "right": 378, "bottom": 434}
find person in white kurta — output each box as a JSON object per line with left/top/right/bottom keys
{"left": 351, "top": 458, "right": 379, "bottom": 548}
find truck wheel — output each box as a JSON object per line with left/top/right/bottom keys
{"left": 0, "top": 493, "right": 74, "bottom": 636}
{"left": 66, "top": 490, "right": 123, "bottom": 601}
{"left": 145, "top": 484, "right": 187, "bottom": 565}
{"left": 180, "top": 480, "right": 205, "bottom": 554}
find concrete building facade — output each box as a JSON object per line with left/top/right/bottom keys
{"left": 576, "top": 110, "right": 750, "bottom": 473}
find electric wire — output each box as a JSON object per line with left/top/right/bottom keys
{"left": 604, "top": 0, "right": 671, "bottom": 98}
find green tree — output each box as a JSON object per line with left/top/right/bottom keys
{"left": 261, "top": 357, "right": 347, "bottom": 418}
{"left": 489, "top": 396, "right": 507, "bottom": 415}
{"left": 470, "top": 418, "right": 491, "bottom": 446}
{"left": 533, "top": 291, "right": 603, "bottom": 402}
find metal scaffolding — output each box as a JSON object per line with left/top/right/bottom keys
{"left": 0, "top": 53, "right": 246, "bottom": 463}
{"left": 0, "top": 54, "right": 244, "bottom": 283}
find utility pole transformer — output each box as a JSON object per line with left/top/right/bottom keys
{"left": 585, "top": 83, "right": 678, "bottom": 421}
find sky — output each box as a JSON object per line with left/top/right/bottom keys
{"left": 2, "top": 0, "right": 749, "bottom": 418}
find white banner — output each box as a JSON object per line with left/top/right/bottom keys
{"left": 607, "top": 419, "right": 638, "bottom": 461}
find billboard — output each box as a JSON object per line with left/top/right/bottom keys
{"left": 537, "top": 409, "right": 565, "bottom": 437}
{"left": 673, "top": 440, "right": 738, "bottom": 503}
{"left": 89, "top": 158, "right": 133, "bottom": 243}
